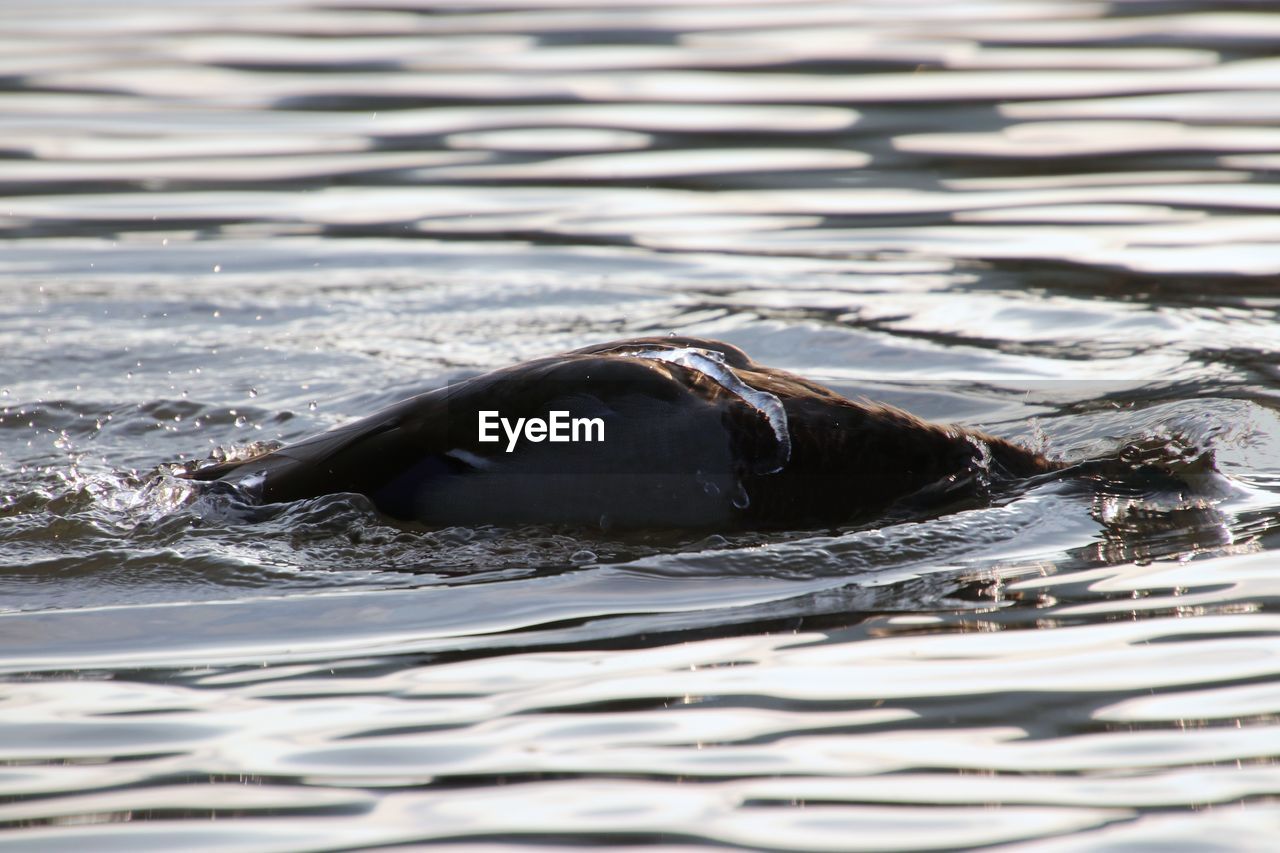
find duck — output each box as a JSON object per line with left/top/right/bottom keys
{"left": 181, "top": 336, "right": 1062, "bottom": 529}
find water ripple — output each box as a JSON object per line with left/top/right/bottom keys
{"left": 3, "top": 0, "right": 1280, "bottom": 848}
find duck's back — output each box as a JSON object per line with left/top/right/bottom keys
{"left": 182, "top": 336, "right": 1057, "bottom": 528}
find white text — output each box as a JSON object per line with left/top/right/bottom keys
{"left": 477, "top": 410, "right": 605, "bottom": 452}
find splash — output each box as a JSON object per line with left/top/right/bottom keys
{"left": 965, "top": 433, "right": 995, "bottom": 491}
{"left": 626, "top": 345, "right": 791, "bottom": 474}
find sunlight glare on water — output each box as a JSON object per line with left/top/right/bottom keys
{"left": 2, "top": 0, "right": 1280, "bottom": 849}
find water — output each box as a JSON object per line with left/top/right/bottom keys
{"left": 2, "top": 0, "right": 1280, "bottom": 848}
{"left": 628, "top": 344, "right": 791, "bottom": 471}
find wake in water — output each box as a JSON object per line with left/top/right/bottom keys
{"left": 1, "top": 337, "right": 1262, "bottom": 621}
{"left": 160, "top": 396, "right": 1253, "bottom": 582}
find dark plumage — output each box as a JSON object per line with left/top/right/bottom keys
{"left": 181, "top": 336, "right": 1061, "bottom": 528}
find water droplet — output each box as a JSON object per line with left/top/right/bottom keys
{"left": 213, "top": 264, "right": 221, "bottom": 273}
{"left": 702, "top": 480, "right": 721, "bottom": 497}
{"left": 731, "top": 482, "right": 751, "bottom": 510}
{"left": 248, "top": 388, "right": 258, "bottom": 398}
{"left": 308, "top": 401, "right": 318, "bottom": 411}
{"left": 234, "top": 416, "right": 247, "bottom": 428}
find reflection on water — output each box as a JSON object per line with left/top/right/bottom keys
{"left": 2, "top": 0, "right": 1280, "bottom": 849}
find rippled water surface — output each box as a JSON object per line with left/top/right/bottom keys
{"left": 3, "top": 0, "right": 1280, "bottom": 849}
